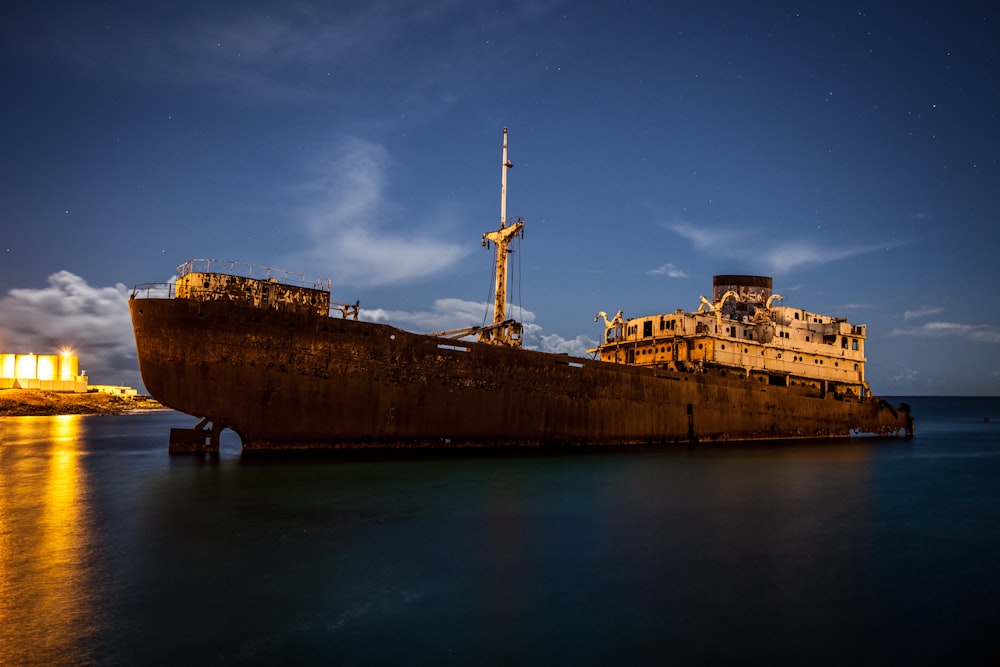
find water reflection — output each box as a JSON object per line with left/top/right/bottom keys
{"left": 0, "top": 415, "right": 101, "bottom": 666}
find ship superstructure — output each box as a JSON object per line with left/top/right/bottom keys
{"left": 594, "top": 275, "right": 871, "bottom": 400}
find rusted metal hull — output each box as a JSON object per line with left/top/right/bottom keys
{"left": 130, "top": 297, "right": 913, "bottom": 451}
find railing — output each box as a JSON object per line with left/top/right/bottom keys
{"left": 131, "top": 282, "right": 175, "bottom": 299}
{"left": 176, "top": 259, "right": 332, "bottom": 292}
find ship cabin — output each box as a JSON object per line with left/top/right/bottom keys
{"left": 594, "top": 275, "right": 870, "bottom": 399}
{"left": 169, "top": 259, "right": 359, "bottom": 319}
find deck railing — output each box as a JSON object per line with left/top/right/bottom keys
{"left": 130, "top": 282, "right": 175, "bottom": 299}
{"left": 176, "top": 259, "right": 332, "bottom": 292}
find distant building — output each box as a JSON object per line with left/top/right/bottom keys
{"left": 90, "top": 385, "right": 138, "bottom": 398}
{"left": 0, "top": 351, "right": 89, "bottom": 392}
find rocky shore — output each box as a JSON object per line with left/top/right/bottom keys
{"left": 0, "top": 389, "right": 165, "bottom": 416}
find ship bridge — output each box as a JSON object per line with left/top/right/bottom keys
{"left": 594, "top": 275, "right": 871, "bottom": 400}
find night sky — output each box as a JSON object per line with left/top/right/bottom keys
{"left": 1, "top": 1, "right": 997, "bottom": 395}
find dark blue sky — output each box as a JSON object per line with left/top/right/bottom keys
{"left": 1, "top": 1, "right": 998, "bottom": 394}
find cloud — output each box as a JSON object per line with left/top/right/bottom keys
{"left": 363, "top": 297, "right": 499, "bottom": 333}
{"left": 904, "top": 305, "right": 944, "bottom": 320}
{"left": 888, "top": 363, "right": 921, "bottom": 385}
{"left": 532, "top": 331, "right": 597, "bottom": 357}
{"left": 890, "top": 322, "right": 1000, "bottom": 344}
{"left": 362, "top": 297, "right": 597, "bottom": 356}
{"left": 285, "top": 136, "right": 471, "bottom": 287}
{"left": 9, "top": 2, "right": 513, "bottom": 106}
{"left": 647, "top": 263, "right": 691, "bottom": 278}
{"left": 666, "top": 221, "right": 906, "bottom": 275}
{"left": 0, "top": 272, "right": 141, "bottom": 388}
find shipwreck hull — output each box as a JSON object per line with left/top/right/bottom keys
{"left": 130, "top": 297, "right": 912, "bottom": 451}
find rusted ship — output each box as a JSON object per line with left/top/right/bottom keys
{"left": 129, "top": 129, "right": 912, "bottom": 452}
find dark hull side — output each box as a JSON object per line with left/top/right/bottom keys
{"left": 129, "top": 297, "right": 913, "bottom": 450}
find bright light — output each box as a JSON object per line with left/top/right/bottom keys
{"left": 37, "top": 355, "right": 57, "bottom": 381}
{"left": 59, "top": 352, "right": 78, "bottom": 381}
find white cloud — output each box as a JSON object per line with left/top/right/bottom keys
{"left": 904, "top": 305, "right": 944, "bottom": 320}
{"left": 888, "top": 363, "right": 921, "bottom": 385}
{"left": 361, "top": 297, "right": 596, "bottom": 356}
{"left": 666, "top": 220, "right": 906, "bottom": 275}
{"left": 532, "top": 331, "right": 597, "bottom": 357}
{"left": 890, "top": 322, "right": 1000, "bottom": 344}
{"left": 0, "top": 272, "right": 141, "bottom": 388}
{"left": 647, "top": 263, "right": 691, "bottom": 278}
{"left": 285, "top": 136, "right": 471, "bottom": 287}
{"left": 362, "top": 297, "right": 498, "bottom": 333}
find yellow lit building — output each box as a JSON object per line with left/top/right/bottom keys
{"left": 0, "top": 351, "right": 89, "bottom": 392}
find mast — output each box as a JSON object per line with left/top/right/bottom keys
{"left": 479, "top": 127, "right": 524, "bottom": 347}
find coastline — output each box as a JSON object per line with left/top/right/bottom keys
{"left": 0, "top": 389, "right": 166, "bottom": 416}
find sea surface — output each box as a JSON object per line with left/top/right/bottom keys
{"left": 1, "top": 396, "right": 998, "bottom": 666}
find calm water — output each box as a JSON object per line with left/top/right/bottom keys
{"left": 1, "top": 397, "right": 999, "bottom": 666}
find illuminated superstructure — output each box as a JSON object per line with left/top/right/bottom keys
{"left": 593, "top": 275, "right": 870, "bottom": 399}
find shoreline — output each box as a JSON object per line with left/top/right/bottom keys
{"left": 0, "top": 388, "right": 166, "bottom": 417}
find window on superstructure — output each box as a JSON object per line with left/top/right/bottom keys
{"left": 852, "top": 340, "right": 859, "bottom": 351}
{"left": 842, "top": 336, "right": 849, "bottom": 349}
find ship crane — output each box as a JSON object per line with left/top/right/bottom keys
{"left": 428, "top": 127, "right": 525, "bottom": 347}
{"left": 478, "top": 127, "right": 525, "bottom": 347}
{"left": 696, "top": 290, "right": 739, "bottom": 325}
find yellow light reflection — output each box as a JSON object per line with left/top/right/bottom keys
{"left": 0, "top": 415, "right": 97, "bottom": 665}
